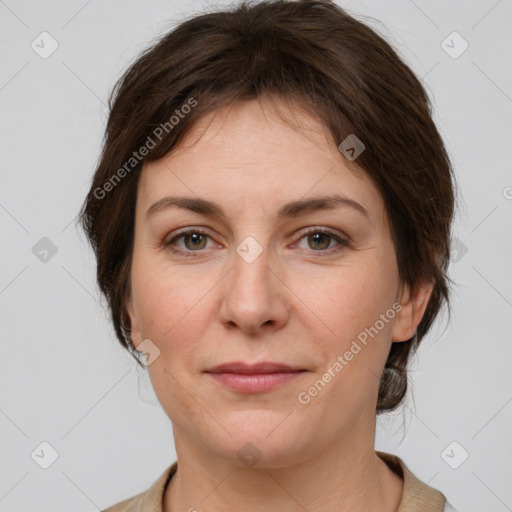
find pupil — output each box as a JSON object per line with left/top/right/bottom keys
{"left": 311, "top": 233, "right": 329, "bottom": 249}
{"left": 187, "top": 233, "right": 204, "bottom": 249}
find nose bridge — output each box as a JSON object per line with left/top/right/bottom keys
{"left": 233, "top": 235, "right": 271, "bottom": 293}
{"left": 219, "top": 233, "right": 287, "bottom": 333}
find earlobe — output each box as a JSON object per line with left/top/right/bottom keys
{"left": 392, "top": 281, "right": 434, "bottom": 342}
{"left": 125, "top": 297, "right": 142, "bottom": 350}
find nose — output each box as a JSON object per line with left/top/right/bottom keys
{"left": 218, "top": 241, "right": 289, "bottom": 335}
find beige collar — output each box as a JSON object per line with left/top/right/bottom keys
{"left": 376, "top": 451, "right": 447, "bottom": 511}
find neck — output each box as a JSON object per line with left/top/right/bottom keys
{"left": 164, "top": 423, "right": 403, "bottom": 512}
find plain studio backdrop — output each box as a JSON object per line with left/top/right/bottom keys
{"left": 1, "top": 1, "right": 511, "bottom": 511}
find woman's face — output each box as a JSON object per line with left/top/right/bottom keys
{"left": 127, "top": 99, "right": 431, "bottom": 467}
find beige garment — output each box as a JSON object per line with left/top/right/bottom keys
{"left": 102, "top": 451, "right": 448, "bottom": 512}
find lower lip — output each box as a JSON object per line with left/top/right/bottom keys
{"left": 207, "top": 371, "right": 306, "bottom": 393}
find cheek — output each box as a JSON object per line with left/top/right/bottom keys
{"left": 296, "top": 259, "right": 398, "bottom": 342}
{"left": 131, "top": 258, "right": 206, "bottom": 347}
{"left": 295, "top": 267, "right": 397, "bottom": 416}
{"left": 131, "top": 262, "right": 210, "bottom": 418}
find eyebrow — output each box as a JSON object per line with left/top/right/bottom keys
{"left": 146, "top": 194, "right": 370, "bottom": 221}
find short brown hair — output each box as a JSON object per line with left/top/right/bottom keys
{"left": 79, "top": 0, "right": 456, "bottom": 413}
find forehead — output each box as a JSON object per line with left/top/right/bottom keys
{"left": 165, "top": 98, "right": 343, "bottom": 167}
{"left": 137, "top": 99, "right": 384, "bottom": 222}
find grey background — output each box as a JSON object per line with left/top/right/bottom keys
{"left": 1, "top": 0, "right": 511, "bottom": 510}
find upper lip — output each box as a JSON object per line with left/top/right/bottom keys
{"left": 205, "top": 362, "right": 306, "bottom": 374}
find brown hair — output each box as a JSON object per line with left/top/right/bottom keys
{"left": 79, "top": 0, "right": 456, "bottom": 413}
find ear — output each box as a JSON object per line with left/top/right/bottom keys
{"left": 125, "top": 295, "right": 142, "bottom": 351}
{"left": 392, "top": 280, "right": 434, "bottom": 342}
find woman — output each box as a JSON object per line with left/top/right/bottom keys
{"left": 80, "top": 1, "right": 458, "bottom": 510}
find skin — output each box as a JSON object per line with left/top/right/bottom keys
{"left": 126, "top": 97, "right": 433, "bottom": 512}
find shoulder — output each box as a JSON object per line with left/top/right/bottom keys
{"left": 101, "top": 461, "right": 178, "bottom": 512}
{"left": 376, "top": 451, "right": 457, "bottom": 512}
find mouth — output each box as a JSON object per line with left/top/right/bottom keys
{"left": 205, "top": 361, "right": 306, "bottom": 374}
{"left": 204, "top": 361, "right": 308, "bottom": 393}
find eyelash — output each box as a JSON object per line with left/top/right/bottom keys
{"left": 164, "top": 227, "right": 349, "bottom": 258}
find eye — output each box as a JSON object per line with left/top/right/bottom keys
{"left": 294, "top": 227, "right": 348, "bottom": 255}
{"left": 165, "top": 227, "right": 348, "bottom": 257}
{"left": 165, "top": 228, "right": 215, "bottom": 256}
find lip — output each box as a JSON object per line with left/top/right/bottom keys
{"left": 205, "top": 361, "right": 307, "bottom": 393}
{"left": 207, "top": 372, "right": 306, "bottom": 393}
{"left": 205, "top": 361, "right": 305, "bottom": 374}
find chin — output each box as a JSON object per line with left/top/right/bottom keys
{"left": 202, "top": 412, "right": 314, "bottom": 469}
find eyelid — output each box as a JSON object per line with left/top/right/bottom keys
{"left": 166, "top": 226, "right": 211, "bottom": 242}
{"left": 295, "top": 225, "right": 347, "bottom": 240}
